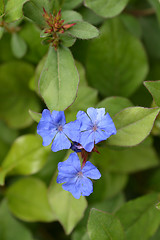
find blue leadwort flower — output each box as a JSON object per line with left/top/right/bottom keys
{"left": 57, "top": 152, "right": 101, "bottom": 199}
{"left": 76, "top": 107, "right": 116, "bottom": 152}
{"left": 37, "top": 109, "right": 80, "bottom": 152}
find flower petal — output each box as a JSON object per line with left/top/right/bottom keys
{"left": 63, "top": 120, "right": 81, "bottom": 142}
{"left": 80, "top": 177, "right": 93, "bottom": 197}
{"left": 57, "top": 153, "right": 81, "bottom": 175}
{"left": 51, "top": 111, "right": 66, "bottom": 126}
{"left": 76, "top": 110, "right": 92, "bottom": 131}
{"left": 51, "top": 132, "right": 71, "bottom": 152}
{"left": 62, "top": 177, "right": 82, "bottom": 199}
{"left": 97, "top": 112, "right": 116, "bottom": 135}
{"left": 79, "top": 130, "right": 95, "bottom": 152}
{"left": 87, "top": 107, "right": 105, "bottom": 124}
{"left": 82, "top": 161, "right": 101, "bottom": 179}
{"left": 94, "top": 128, "right": 110, "bottom": 144}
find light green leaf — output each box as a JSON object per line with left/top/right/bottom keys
{"left": 0, "top": 200, "right": 34, "bottom": 240}
{"left": 75, "top": 61, "right": 88, "bottom": 87}
{"left": 144, "top": 81, "right": 160, "bottom": 107}
{"left": 93, "top": 138, "right": 159, "bottom": 173}
{"left": 11, "top": 33, "right": 27, "bottom": 58}
{"left": 4, "top": 0, "right": 27, "bottom": 22}
{"left": 86, "top": 17, "right": 148, "bottom": 97}
{"left": 39, "top": 46, "right": 79, "bottom": 111}
{"left": 68, "top": 21, "right": 99, "bottom": 39}
{"left": 23, "top": 0, "right": 50, "bottom": 28}
{"left": 7, "top": 177, "right": 56, "bottom": 222}
{"left": 85, "top": 0, "right": 129, "bottom": 18}
{"left": 87, "top": 209, "right": 125, "bottom": 240}
{"left": 108, "top": 107, "right": 159, "bottom": 147}
{"left": 0, "top": 61, "right": 40, "bottom": 129}
{"left": 96, "top": 96, "right": 133, "bottom": 117}
{"left": 62, "top": 10, "right": 83, "bottom": 22}
{"left": 0, "top": 0, "right": 4, "bottom": 16}
{"left": 48, "top": 174, "right": 87, "bottom": 234}
{"left": 29, "top": 109, "right": 42, "bottom": 123}
{"left": 0, "top": 134, "right": 50, "bottom": 185}
{"left": 115, "top": 193, "right": 160, "bottom": 240}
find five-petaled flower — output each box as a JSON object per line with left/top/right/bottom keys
{"left": 76, "top": 107, "right": 116, "bottom": 152}
{"left": 37, "top": 109, "right": 80, "bottom": 152}
{"left": 57, "top": 152, "right": 101, "bottom": 199}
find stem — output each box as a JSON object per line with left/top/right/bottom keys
{"left": 125, "top": 8, "right": 156, "bottom": 17}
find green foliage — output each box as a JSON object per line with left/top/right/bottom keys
{"left": 39, "top": 46, "right": 79, "bottom": 111}
{"left": 86, "top": 17, "right": 148, "bottom": 97}
{"left": 0, "top": 134, "right": 50, "bottom": 185}
{"left": 108, "top": 107, "right": 159, "bottom": 147}
{"left": 1, "top": 0, "right": 160, "bottom": 239}
{"left": 85, "top": 0, "right": 129, "bottom": 18}
{"left": 6, "top": 177, "right": 55, "bottom": 222}
{"left": 0, "top": 200, "right": 34, "bottom": 240}
{"left": 115, "top": 193, "right": 160, "bottom": 240}
{"left": 88, "top": 209, "right": 125, "bottom": 240}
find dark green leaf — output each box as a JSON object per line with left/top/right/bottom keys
{"left": 0, "top": 200, "right": 34, "bottom": 240}
{"left": 62, "top": 10, "right": 83, "bottom": 22}
{"left": 0, "top": 61, "right": 40, "bottom": 129}
{"left": 39, "top": 46, "right": 79, "bottom": 111}
{"left": 61, "top": 0, "right": 83, "bottom": 10}
{"left": 86, "top": 17, "right": 148, "bottom": 97}
{"left": 4, "top": 0, "right": 27, "bottom": 22}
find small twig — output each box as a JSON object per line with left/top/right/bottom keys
{"left": 124, "top": 8, "right": 156, "bottom": 17}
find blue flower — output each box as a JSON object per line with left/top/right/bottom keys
{"left": 57, "top": 152, "right": 101, "bottom": 199}
{"left": 37, "top": 109, "right": 80, "bottom": 152}
{"left": 70, "top": 141, "right": 83, "bottom": 153}
{"left": 76, "top": 107, "right": 116, "bottom": 152}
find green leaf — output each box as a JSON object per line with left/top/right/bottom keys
{"left": 96, "top": 96, "right": 133, "bottom": 117}
{"left": 0, "top": 134, "right": 50, "bottom": 185}
{"left": 62, "top": 10, "right": 83, "bottom": 22}
{"left": 0, "top": 0, "right": 4, "bottom": 16}
{"left": 150, "top": 227, "right": 160, "bottom": 240}
{"left": 86, "top": 17, "right": 148, "bottom": 97}
{"left": 75, "top": 61, "right": 88, "bottom": 87}
{"left": 93, "top": 138, "right": 159, "bottom": 173}
{"left": 4, "top": 0, "right": 27, "bottom": 22}
{"left": 60, "top": 33, "right": 76, "bottom": 47}
{"left": 61, "top": 0, "right": 83, "bottom": 10}
{"left": 120, "top": 13, "right": 142, "bottom": 38}
{"left": 19, "top": 23, "right": 48, "bottom": 64}
{"left": 29, "top": 109, "right": 42, "bottom": 123}
{"left": 39, "top": 46, "right": 79, "bottom": 111}
{"left": 48, "top": 173, "right": 87, "bottom": 234}
{"left": 23, "top": 0, "right": 50, "bottom": 28}
{"left": 11, "top": 33, "right": 27, "bottom": 58}
{"left": 115, "top": 193, "right": 160, "bottom": 240}
{"left": 108, "top": 107, "right": 159, "bottom": 147}
{"left": 0, "top": 26, "right": 4, "bottom": 39}
{"left": 148, "top": 0, "right": 160, "bottom": 24}
{"left": 87, "top": 209, "right": 125, "bottom": 240}
{"left": 85, "top": 0, "right": 129, "bottom": 18}
{"left": 6, "top": 177, "right": 56, "bottom": 222}
{"left": 144, "top": 81, "right": 160, "bottom": 107}
{"left": 68, "top": 21, "right": 99, "bottom": 39}
{"left": 0, "top": 61, "right": 40, "bottom": 129}
{"left": 0, "top": 200, "right": 34, "bottom": 240}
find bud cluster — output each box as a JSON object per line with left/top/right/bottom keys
{"left": 43, "top": 8, "right": 76, "bottom": 50}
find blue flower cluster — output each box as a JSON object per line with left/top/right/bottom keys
{"left": 37, "top": 107, "right": 116, "bottom": 199}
